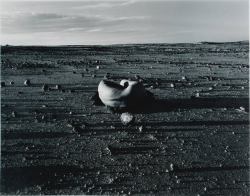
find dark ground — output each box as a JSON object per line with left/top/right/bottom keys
{"left": 1, "top": 41, "right": 249, "bottom": 195}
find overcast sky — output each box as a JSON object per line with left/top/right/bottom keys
{"left": 1, "top": 0, "right": 249, "bottom": 45}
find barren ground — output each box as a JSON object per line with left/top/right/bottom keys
{"left": 1, "top": 42, "right": 249, "bottom": 195}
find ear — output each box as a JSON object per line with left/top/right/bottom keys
{"left": 123, "top": 81, "right": 129, "bottom": 88}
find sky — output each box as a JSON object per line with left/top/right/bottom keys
{"left": 1, "top": 0, "right": 249, "bottom": 45}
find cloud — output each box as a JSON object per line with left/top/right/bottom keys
{"left": 72, "top": 0, "right": 135, "bottom": 9}
{"left": 1, "top": 12, "right": 147, "bottom": 34}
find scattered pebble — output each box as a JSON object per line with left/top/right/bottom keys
{"left": 138, "top": 125, "right": 143, "bottom": 132}
{"left": 1, "top": 82, "right": 5, "bottom": 87}
{"left": 236, "top": 106, "right": 247, "bottom": 113}
{"left": 80, "top": 124, "right": 86, "bottom": 129}
{"left": 55, "top": 84, "right": 61, "bottom": 90}
{"left": 170, "top": 163, "right": 174, "bottom": 171}
{"left": 10, "top": 81, "right": 14, "bottom": 85}
{"left": 239, "top": 106, "right": 245, "bottom": 111}
{"left": 42, "top": 84, "right": 49, "bottom": 91}
{"left": 92, "top": 74, "right": 96, "bottom": 78}
{"left": 11, "top": 111, "right": 16, "bottom": 117}
{"left": 195, "top": 92, "right": 200, "bottom": 98}
{"left": 67, "top": 123, "right": 73, "bottom": 128}
{"left": 104, "top": 73, "right": 110, "bottom": 79}
{"left": 24, "top": 79, "right": 31, "bottom": 86}
{"left": 120, "top": 112, "right": 134, "bottom": 125}
{"left": 135, "top": 75, "right": 141, "bottom": 80}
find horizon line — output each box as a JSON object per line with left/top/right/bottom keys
{"left": 1, "top": 40, "right": 249, "bottom": 47}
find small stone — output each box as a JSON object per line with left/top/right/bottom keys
{"left": 195, "top": 92, "right": 200, "bottom": 97}
{"left": 55, "top": 84, "right": 61, "bottom": 90}
{"left": 170, "top": 83, "right": 175, "bottom": 88}
{"left": 42, "top": 84, "right": 49, "bottom": 91}
{"left": 181, "top": 76, "right": 186, "bottom": 80}
{"left": 104, "top": 73, "right": 110, "bottom": 79}
{"left": 120, "top": 112, "right": 134, "bottom": 125}
{"left": 11, "top": 111, "right": 16, "bottom": 117}
{"left": 170, "top": 163, "right": 174, "bottom": 171}
{"left": 24, "top": 79, "right": 31, "bottom": 86}
{"left": 135, "top": 75, "right": 141, "bottom": 80}
{"left": 96, "top": 65, "right": 100, "bottom": 70}
{"left": 67, "top": 123, "right": 73, "bottom": 128}
{"left": 239, "top": 106, "right": 245, "bottom": 111}
{"left": 10, "top": 81, "right": 14, "bottom": 85}
{"left": 138, "top": 126, "right": 143, "bottom": 132}
{"left": 92, "top": 74, "right": 96, "bottom": 78}
{"left": 208, "top": 87, "right": 213, "bottom": 91}
{"left": 241, "top": 86, "right": 245, "bottom": 89}
{"left": 1, "top": 82, "right": 5, "bottom": 87}
{"left": 69, "top": 111, "right": 73, "bottom": 115}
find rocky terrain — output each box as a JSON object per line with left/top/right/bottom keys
{"left": 1, "top": 41, "right": 249, "bottom": 195}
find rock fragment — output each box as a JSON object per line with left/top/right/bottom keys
{"left": 24, "top": 79, "right": 31, "bottom": 86}
{"left": 120, "top": 112, "right": 134, "bottom": 125}
{"left": 138, "top": 125, "right": 143, "bottom": 132}
{"left": 170, "top": 163, "right": 174, "bottom": 171}
{"left": 55, "top": 84, "right": 61, "bottom": 90}
{"left": 42, "top": 84, "right": 49, "bottom": 91}
{"left": 11, "top": 111, "right": 16, "bottom": 117}
{"left": 1, "top": 82, "right": 5, "bottom": 87}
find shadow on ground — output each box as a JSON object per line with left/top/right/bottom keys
{"left": 127, "top": 97, "right": 249, "bottom": 114}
